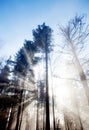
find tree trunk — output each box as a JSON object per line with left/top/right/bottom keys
{"left": 6, "top": 106, "right": 12, "bottom": 130}
{"left": 52, "top": 94, "right": 55, "bottom": 130}
{"left": 70, "top": 41, "right": 89, "bottom": 104}
{"left": 45, "top": 35, "right": 50, "bottom": 130}
{"left": 15, "top": 90, "right": 23, "bottom": 130}
{"left": 36, "top": 87, "right": 39, "bottom": 130}
{"left": 43, "top": 101, "right": 46, "bottom": 130}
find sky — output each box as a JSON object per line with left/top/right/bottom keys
{"left": 0, "top": 0, "right": 89, "bottom": 59}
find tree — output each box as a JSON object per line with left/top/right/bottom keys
{"left": 33, "top": 23, "right": 53, "bottom": 130}
{"left": 0, "top": 60, "right": 18, "bottom": 130}
{"left": 0, "top": 61, "right": 10, "bottom": 94}
{"left": 0, "top": 63, "right": 10, "bottom": 83}
{"left": 13, "top": 40, "right": 39, "bottom": 130}
{"left": 59, "top": 15, "right": 89, "bottom": 105}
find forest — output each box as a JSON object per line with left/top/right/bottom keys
{"left": 0, "top": 15, "right": 89, "bottom": 130}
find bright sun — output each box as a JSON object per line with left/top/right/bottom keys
{"left": 50, "top": 60, "right": 78, "bottom": 107}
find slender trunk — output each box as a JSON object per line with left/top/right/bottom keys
{"left": 15, "top": 105, "right": 21, "bottom": 130}
{"left": 15, "top": 90, "right": 23, "bottom": 130}
{"left": 6, "top": 106, "right": 12, "bottom": 130}
{"left": 70, "top": 42, "right": 89, "bottom": 104}
{"left": 40, "top": 103, "right": 43, "bottom": 130}
{"left": 45, "top": 35, "right": 50, "bottom": 130}
{"left": 6, "top": 106, "right": 17, "bottom": 130}
{"left": 52, "top": 94, "right": 55, "bottom": 130}
{"left": 36, "top": 103, "right": 39, "bottom": 130}
{"left": 43, "top": 98, "right": 46, "bottom": 130}
{"left": 36, "top": 88, "right": 39, "bottom": 130}
{"left": 19, "top": 90, "right": 26, "bottom": 130}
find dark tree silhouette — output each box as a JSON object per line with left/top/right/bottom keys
{"left": 33, "top": 23, "right": 53, "bottom": 130}
{"left": 11, "top": 40, "right": 39, "bottom": 130}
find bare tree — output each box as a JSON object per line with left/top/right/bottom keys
{"left": 59, "top": 15, "right": 89, "bottom": 105}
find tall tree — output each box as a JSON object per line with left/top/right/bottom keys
{"left": 33, "top": 23, "right": 53, "bottom": 130}
{"left": 13, "top": 40, "right": 39, "bottom": 130}
{"left": 59, "top": 15, "right": 89, "bottom": 104}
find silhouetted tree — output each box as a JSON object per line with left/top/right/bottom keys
{"left": 13, "top": 40, "right": 39, "bottom": 130}
{"left": 0, "top": 61, "right": 10, "bottom": 85}
{"left": 33, "top": 23, "right": 53, "bottom": 130}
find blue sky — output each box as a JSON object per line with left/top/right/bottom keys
{"left": 0, "top": 0, "right": 89, "bottom": 59}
